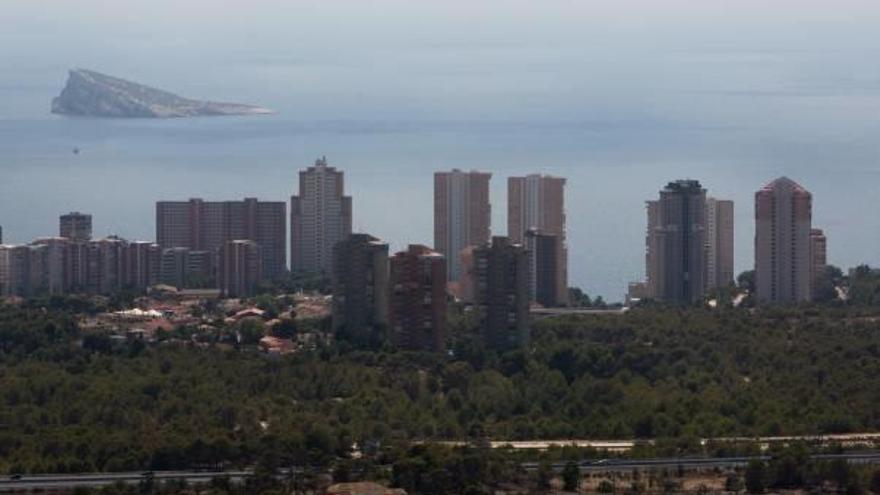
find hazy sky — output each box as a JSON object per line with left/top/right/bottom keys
{"left": 4, "top": 1, "right": 879, "bottom": 116}
{"left": 2, "top": 1, "right": 879, "bottom": 299}
{"left": 4, "top": 1, "right": 879, "bottom": 104}
{"left": 3, "top": 1, "right": 879, "bottom": 131}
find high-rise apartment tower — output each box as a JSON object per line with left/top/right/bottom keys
{"left": 332, "top": 234, "right": 389, "bottom": 344}
{"left": 754, "top": 177, "right": 812, "bottom": 304}
{"left": 508, "top": 174, "right": 568, "bottom": 306}
{"left": 705, "top": 197, "right": 735, "bottom": 291}
{"left": 156, "top": 198, "right": 286, "bottom": 280}
{"left": 389, "top": 245, "right": 447, "bottom": 353}
{"left": 810, "top": 228, "right": 827, "bottom": 300}
{"left": 291, "top": 157, "right": 353, "bottom": 276}
{"left": 60, "top": 212, "right": 93, "bottom": 242}
{"left": 434, "top": 169, "right": 491, "bottom": 282}
{"left": 466, "top": 237, "right": 529, "bottom": 351}
{"left": 647, "top": 180, "right": 707, "bottom": 304}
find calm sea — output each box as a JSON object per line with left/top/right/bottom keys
{"left": 2, "top": 15, "right": 879, "bottom": 300}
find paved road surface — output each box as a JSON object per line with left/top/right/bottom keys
{"left": 527, "top": 451, "right": 880, "bottom": 473}
{"left": 3, "top": 452, "right": 880, "bottom": 491}
{"left": 0, "top": 470, "right": 251, "bottom": 492}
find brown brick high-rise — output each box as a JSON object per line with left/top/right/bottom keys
{"left": 332, "top": 234, "right": 389, "bottom": 345}
{"left": 467, "top": 237, "right": 529, "bottom": 351}
{"left": 389, "top": 245, "right": 447, "bottom": 353}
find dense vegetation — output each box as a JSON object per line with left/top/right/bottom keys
{"left": 3, "top": 302, "right": 880, "bottom": 476}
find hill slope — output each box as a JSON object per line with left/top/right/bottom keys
{"left": 51, "top": 68, "right": 273, "bottom": 118}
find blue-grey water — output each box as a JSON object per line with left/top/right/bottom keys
{"left": 2, "top": 1, "right": 879, "bottom": 301}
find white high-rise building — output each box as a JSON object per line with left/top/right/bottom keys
{"left": 434, "top": 169, "right": 492, "bottom": 282}
{"left": 0, "top": 245, "right": 31, "bottom": 297}
{"left": 30, "top": 238, "right": 69, "bottom": 295}
{"left": 290, "top": 157, "right": 353, "bottom": 275}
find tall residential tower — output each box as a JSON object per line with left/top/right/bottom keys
{"left": 291, "top": 157, "right": 353, "bottom": 276}
{"left": 60, "top": 212, "right": 93, "bottom": 242}
{"left": 389, "top": 245, "right": 447, "bottom": 353}
{"left": 754, "top": 177, "right": 812, "bottom": 304}
{"left": 647, "top": 180, "right": 707, "bottom": 304}
{"left": 508, "top": 174, "right": 568, "bottom": 306}
{"left": 810, "top": 228, "right": 828, "bottom": 300}
{"left": 524, "top": 229, "right": 561, "bottom": 308}
{"left": 218, "top": 240, "right": 262, "bottom": 298}
{"left": 705, "top": 197, "right": 735, "bottom": 291}
{"left": 434, "top": 169, "right": 491, "bottom": 282}
{"left": 464, "top": 237, "right": 529, "bottom": 351}
{"left": 332, "top": 234, "right": 389, "bottom": 344}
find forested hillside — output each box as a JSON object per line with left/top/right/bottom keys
{"left": 2, "top": 304, "right": 880, "bottom": 473}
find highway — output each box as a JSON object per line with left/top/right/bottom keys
{"left": 3, "top": 452, "right": 880, "bottom": 491}
{"left": 0, "top": 470, "right": 252, "bottom": 492}
{"left": 526, "top": 451, "right": 880, "bottom": 473}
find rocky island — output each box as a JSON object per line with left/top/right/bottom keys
{"left": 51, "top": 68, "right": 273, "bottom": 118}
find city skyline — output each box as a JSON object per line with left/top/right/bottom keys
{"left": 0, "top": 167, "right": 839, "bottom": 302}
{"left": 3, "top": 2, "right": 879, "bottom": 488}
{"left": 3, "top": 0, "right": 878, "bottom": 303}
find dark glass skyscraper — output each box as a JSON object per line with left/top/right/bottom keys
{"left": 647, "top": 180, "right": 707, "bottom": 304}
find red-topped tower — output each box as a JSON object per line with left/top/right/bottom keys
{"left": 755, "top": 177, "right": 813, "bottom": 304}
